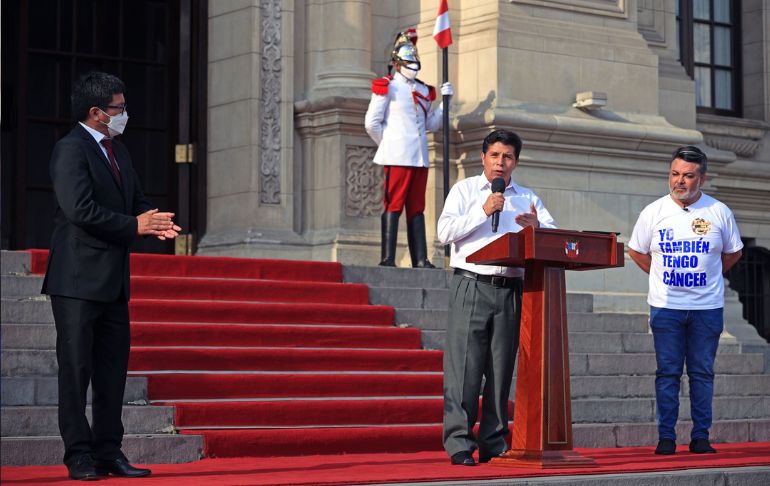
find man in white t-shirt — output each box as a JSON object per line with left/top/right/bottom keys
{"left": 628, "top": 145, "right": 743, "bottom": 455}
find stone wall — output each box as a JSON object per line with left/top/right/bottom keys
{"left": 199, "top": 0, "right": 770, "bottom": 294}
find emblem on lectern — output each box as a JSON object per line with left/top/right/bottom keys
{"left": 565, "top": 239, "right": 580, "bottom": 259}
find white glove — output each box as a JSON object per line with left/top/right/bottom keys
{"left": 440, "top": 82, "right": 454, "bottom": 97}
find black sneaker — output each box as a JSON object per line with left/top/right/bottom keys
{"left": 655, "top": 439, "right": 677, "bottom": 455}
{"left": 689, "top": 439, "right": 717, "bottom": 454}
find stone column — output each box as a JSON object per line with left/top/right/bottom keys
{"left": 199, "top": 0, "right": 300, "bottom": 257}
{"left": 306, "top": 0, "right": 374, "bottom": 100}
{"left": 290, "top": 0, "right": 384, "bottom": 264}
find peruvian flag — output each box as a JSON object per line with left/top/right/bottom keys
{"left": 433, "top": 0, "right": 452, "bottom": 48}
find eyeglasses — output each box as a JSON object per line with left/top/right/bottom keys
{"left": 103, "top": 104, "right": 127, "bottom": 115}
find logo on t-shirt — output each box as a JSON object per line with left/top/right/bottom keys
{"left": 691, "top": 218, "right": 712, "bottom": 236}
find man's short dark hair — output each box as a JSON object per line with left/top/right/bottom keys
{"left": 482, "top": 129, "right": 523, "bottom": 159}
{"left": 672, "top": 145, "right": 708, "bottom": 175}
{"left": 71, "top": 72, "right": 125, "bottom": 122}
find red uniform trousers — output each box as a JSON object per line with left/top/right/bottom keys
{"left": 382, "top": 166, "right": 428, "bottom": 222}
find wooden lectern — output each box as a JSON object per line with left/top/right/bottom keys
{"left": 467, "top": 227, "right": 624, "bottom": 468}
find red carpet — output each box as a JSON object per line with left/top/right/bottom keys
{"left": 26, "top": 250, "right": 448, "bottom": 459}
{"left": 2, "top": 443, "right": 769, "bottom": 486}
{"left": 167, "top": 399, "right": 512, "bottom": 428}
{"left": 129, "top": 300, "right": 395, "bottom": 326}
{"left": 27, "top": 249, "right": 343, "bottom": 282}
{"left": 129, "top": 347, "right": 442, "bottom": 372}
{"left": 145, "top": 373, "right": 443, "bottom": 400}
{"left": 131, "top": 323, "right": 422, "bottom": 349}
{"left": 130, "top": 276, "right": 370, "bottom": 304}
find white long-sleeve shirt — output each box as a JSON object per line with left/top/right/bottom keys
{"left": 364, "top": 71, "right": 443, "bottom": 167}
{"left": 437, "top": 173, "right": 557, "bottom": 277}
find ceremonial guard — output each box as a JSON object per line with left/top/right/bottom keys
{"left": 365, "top": 29, "right": 453, "bottom": 268}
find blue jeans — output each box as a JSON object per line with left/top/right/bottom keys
{"left": 649, "top": 306, "right": 723, "bottom": 441}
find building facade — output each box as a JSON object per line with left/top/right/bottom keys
{"left": 197, "top": 0, "right": 769, "bottom": 297}
{"left": 2, "top": 0, "right": 769, "bottom": 298}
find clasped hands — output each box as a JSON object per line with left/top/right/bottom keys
{"left": 137, "top": 209, "right": 182, "bottom": 240}
{"left": 483, "top": 193, "right": 539, "bottom": 228}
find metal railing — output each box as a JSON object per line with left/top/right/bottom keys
{"left": 726, "top": 244, "right": 770, "bottom": 343}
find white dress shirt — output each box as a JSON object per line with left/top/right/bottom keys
{"left": 79, "top": 122, "right": 110, "bottom": 160}
{"left": 364, "top": 71, "right": 443, "bottom": 168}
{"left": 437, "top": 173, "right": 557, "bottom": 277}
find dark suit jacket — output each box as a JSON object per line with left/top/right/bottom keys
{"left": 42, "top": 123, "right": 153, "bottom": 302}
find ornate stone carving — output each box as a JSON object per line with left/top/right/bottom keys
{"left": 698, "top": 114, "right": 769, "bottom": 159}
{"left": 260, "top": 0, "right": 281, "bottom": 204}
{"left": 703, "top": 136, "right": 761, "bottom": 159}
{"left": 345, "top": 145, "right": 382, "bottom": 217}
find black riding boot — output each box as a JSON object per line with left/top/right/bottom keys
{"left": 406, "top": 213, "right": 435, "bottom": 269}
{"left": 379, "top": 211, "right": 400, "bottom": 267}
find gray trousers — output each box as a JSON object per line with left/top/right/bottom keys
{"left": 442, "top": 273, "right": 522, "bottom": 458}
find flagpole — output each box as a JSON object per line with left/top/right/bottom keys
{"left": 442, "top": 46, "right": 450, "bottom": 260}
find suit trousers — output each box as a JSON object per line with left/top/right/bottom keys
{"left": 50, "top": 295, "right": 130, "bottom": 465}
{"left": 442, "top": 274, "right": 522, "bottom": 458}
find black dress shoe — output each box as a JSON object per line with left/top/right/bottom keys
{"left": 479, "top": 450, "right": 507, "bottom": 463}
{"left": 67, "top": 455, "right": 101, "bottom": 481}
{"left": 654, "top": 439, "right": 677, "bottom": 455}
{"left": 450, "top": 451, "right": 476, "bottom": 466}
{"left": 93, "top": 457, "right": 151, "bottom": 477}
{"left": 689, "top": 439, "right": 717, "bottom": 454}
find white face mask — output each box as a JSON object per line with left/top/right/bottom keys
{"left": 400, "top": 63, "right": 420, "bottom": 80}
{"left": 99, "top": 110, "right": 129, "bottom": 137}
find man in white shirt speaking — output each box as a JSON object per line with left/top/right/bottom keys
{"left": 437, "top": 129, "right": 556, "bottom": 466}
{"left": 628, "top": 145, "right": 743, "bottom": 456}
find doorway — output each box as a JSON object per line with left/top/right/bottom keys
{"left": 1, "top": 0, "right": 206, "bottom": 254}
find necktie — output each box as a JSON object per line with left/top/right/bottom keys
{"left": 100, "top": 138, "right": 122, "bottom": 186}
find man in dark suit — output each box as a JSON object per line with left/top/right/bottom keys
{"left": 42, "top": 72, "right": 180, "bottom": 480}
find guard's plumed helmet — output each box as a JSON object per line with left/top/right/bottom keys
{"left": 390, "top": 29, "right": 421, "bottom": 70}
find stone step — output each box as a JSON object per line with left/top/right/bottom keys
{"left": 367, "top": 287, "right": 449, "bottom": 310}
{"left": 421, "top": 329, "right": 739, "bottom": 355}
{"left": 397, "top": 309, "right": 651, "bottom": 332}
{"left": 1, "top": 376, "right": 148, "bottom": 406}
{"left": 568, "top": 312, "right": 649, "bottom": 333}
{"left": 1, "top": 405, "right": 175, "bottom": 437}
{"left": 570, "top": 352, "right": 765, "bottom": 376}
{"left": 6, "top": 349, "right": 763, "bottom": 378}
{"left": 573, "top": 418, "right": 770, "bottom": 448}
{"left": 343, "top": 266, "right": 450, "bottom": 290}
{"left": 2, "top": 324, "right": 56, "bottom": 349}
{"left": 367, "top": 287, "right": 594, "bottom": 313}
{"left": 2, "top": 349, "right": 58, "bottom": 377}
{"left": 1, "top": 298, "right": 53, "bottom": 324}
{"left": 1, "top": 250, "right": 32, "bottom": 275}
{"left": 572, "top": 396, "right": 770, "bottom": 423}
{"left": 590, "top": 292, "right": 649, "bottom": 313}
{"left": 1, "top": 275, "right": 43, "bottom": 299}
{"left": 14, "top": 319, "right": 715, "bottom": 355}
{"left": 567, "top": 374, "right": 770, "bottom": 399}
{"left": 0, "top": 434, "right": 204, "bottom": 466}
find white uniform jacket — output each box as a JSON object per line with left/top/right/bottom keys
{"left": 364, "top": 71, "right": 443, "bottom": 168}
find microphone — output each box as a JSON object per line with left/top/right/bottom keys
{"left": 491, "top": 177, "right": 506, "bottom": 233}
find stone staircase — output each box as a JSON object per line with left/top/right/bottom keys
{"left": 0, "top": 251, "right": 204, "bottom": 466}
{"left": 3, "top": 251, "right": 768, "bottom": 467}
{"left": 343, "top": 265, "right": 770, "bottom": 447}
